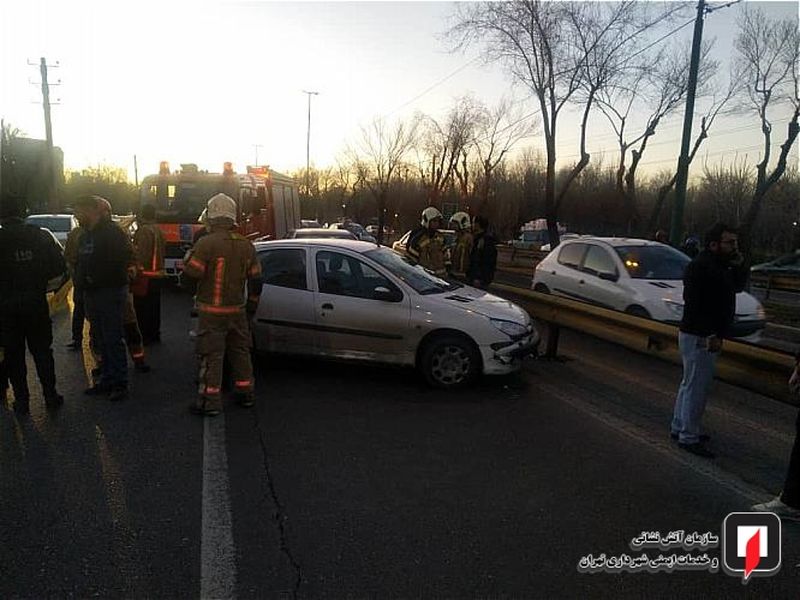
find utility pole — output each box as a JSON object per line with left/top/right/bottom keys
{"left": 669, "top": 0, "right": 706, "bottom": 247}
{"left": 29, "top": 57, "right": 60, "bottom": 213}
{"left": 253, "top": 144, "right": 263, "bottom": 167}
{"left": 40, "top": 57, "right": 57, "bottom": 213}
{"left": 302, "top": 90, "right": 319, "bottom": 198}
{"left": 134, "top": 154, "right": 139, "bottom": 187}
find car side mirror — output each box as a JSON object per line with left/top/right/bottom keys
{"left": 373, "top": 286, "right": 401, "bottom": 302}
{"left": 598, "top": 271, "right": 618, "bottom": 282}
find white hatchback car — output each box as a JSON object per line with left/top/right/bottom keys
{"left": 532, "top": 237, "right": 766, "bottom": 339}
{"left": 252, "top": 239, "right": 539, "bottom": 388}
{"left": 25, "top": 213, "right": 78, "bottom": 245}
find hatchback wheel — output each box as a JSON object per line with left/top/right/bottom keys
{"left": 420, "top": 335, "right": 480, "bottom": 389}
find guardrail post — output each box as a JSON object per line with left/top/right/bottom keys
{"left": 544, "top": 323, "right": 560, "bottom": 359}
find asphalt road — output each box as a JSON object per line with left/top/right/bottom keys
{"left": 1, "top": 286, "right": 799, "bottom": 598}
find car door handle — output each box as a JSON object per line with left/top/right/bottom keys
{"left": 321, "top": 303, "right": 334, "bottom": 310}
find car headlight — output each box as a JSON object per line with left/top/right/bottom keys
{"left": 663, "top": 300, "right": 684, "bottom": 319}
{"left": 490, "top": 318, "right": 529, "bottom": 338}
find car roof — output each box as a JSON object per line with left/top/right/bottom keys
{"left": 560, "top": 236, "right": 664, "bottom": 248}
{"left": 256, "top": 238, "right": 380, "bottom": 252}
{"left": 295, "top": 228, "right": 353, "bottom": 235}
{"left": 26, "top": 213, "right": 73, "bottom": 219}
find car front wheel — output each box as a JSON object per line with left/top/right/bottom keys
{"left": 420, "top": 334, "right": 481, "bottom": 389}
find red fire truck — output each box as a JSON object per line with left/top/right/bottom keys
{"left": 139, "top": 162, "right": 300, "bottom": 277}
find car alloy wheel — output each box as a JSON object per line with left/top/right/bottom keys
{"left": 430, "top": 344, "right": 472, "bottom": 386}
{"left": 421, "top": 334, "right": 481, "bottom": 389}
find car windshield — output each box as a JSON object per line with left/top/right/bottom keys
{"left": 26, "top": 216, "right": 71, "bottom": 231}
{"left": 365, "top": 247, "right": 462, "bottom": 295}
{"left": 615, "top": 245, "right": 690, "bottom": 280}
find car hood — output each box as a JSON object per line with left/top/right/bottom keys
{"left": 428, "top": 285, "right": 530, "bottom": 324}
{"left": 626, "top": 278, "right": 763, "bottom": 317}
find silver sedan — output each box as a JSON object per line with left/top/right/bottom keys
{"left": 252, "top": 239, "right": 539, "bottom": 388}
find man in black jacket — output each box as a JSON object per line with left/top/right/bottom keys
{"left": 670, "top": 223, "right": 747, "bottom": 458}
{"left": 466, "top": 216, "right": 497, "bottom": 290}
{"left": 0, "top": 197, "right": 66, "bottom": 414}
{"left": 74, "top": 195, "right": 134, "bottom": 401}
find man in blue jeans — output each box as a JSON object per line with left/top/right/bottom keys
{"left": 671, "top": 223, "right": 747, "bottom": 458}
{"left": 74, "top": 196, "right": 134, "bottom": 402}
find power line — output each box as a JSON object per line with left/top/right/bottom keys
{"left": 383, "top": 56, "right": 482, "bottom": 118}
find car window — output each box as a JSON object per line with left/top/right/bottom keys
{"left": 582, "top": 245, "right": 617, "bottom": 276}
{"left": 259, "top": 248, "right": 307, "bottom": 290}
{"left": 316, "top": 251, "right": 400, "bottom": 300}
{"left": 26, "top": 216, "right": 71, "bottom": 232}
{"left": 557, "top": 243, "right": 587, "bottom": 268}
{"left": 615, "top": 245, "right": 690, "bottom": 280}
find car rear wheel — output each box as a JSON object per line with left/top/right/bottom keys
{"left": 420, "top": 334, "right": 480, "bottom": 389}
{"left": 533, "top": 282, "right": 550, "bottom": 294}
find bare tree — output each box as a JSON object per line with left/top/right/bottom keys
{"left": 349, "top": 117, "right": 418, "bottom": 245}
{"left": 735, "top": 7, "right": 800, "bottom": 256}
{"left": 461, "top": 97, "right": 538, "bottom": 216}
{"left": 415, "top": 96, "right": 478, "bottom": 209}
{"left": 449, "top": 0, "right": 685, "bottom": 248}
{"left": 599, "top": 42, "right": 719, "bottom": 235}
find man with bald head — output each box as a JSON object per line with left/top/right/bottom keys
{"left": 74, "top": 195, "right": 134, "bottom": 401}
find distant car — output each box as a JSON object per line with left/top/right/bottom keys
{"left": 392, "top": 229, "right": 457, "bottom": 255}
{"left": 36, "top": 227, "right": 69, "bottom": 292}
{"left": 751, "top": 250, "right": 800, "bottom": 277}
{"left": 25, "top": 213, "right": 78, "bottom": 245}
{"left": 252, "top": 239, "right": 538, "bottom": 388}
{"left": 300, "top": 219, "right": 322, "bottom": 229}
{"left": 532, "top": 237, "right": 766, "bottom": 339}
{"left": 286, "top": 228, "right": 357, "bottom": 240}
{"left": 329, "top": 222, "right": 377, "bottom": 243}
{"left": 540, "top": 233, "right": 581, "bottom": 252}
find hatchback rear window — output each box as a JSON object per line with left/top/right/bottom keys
{"left": 557, "top": 243, "right": 587, "bottom": 268}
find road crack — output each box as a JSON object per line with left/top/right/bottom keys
{"left": 252, "top": 409, "right": 303, "bottom": 599}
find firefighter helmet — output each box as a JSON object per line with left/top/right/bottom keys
{"left": 449, "top": 211, "right": 471, "bottom": 231}
{"left": 421, "top": 206, "right": 443, "bottom": 227}
{"left": 206, "top": 194, "right": 237, "bottom": 224}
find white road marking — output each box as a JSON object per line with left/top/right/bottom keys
{"left": 201, "top": 414, "right": 237, "bottom": 599}
{"left": 538, "top": 381, "right": 769, "bottom": 503}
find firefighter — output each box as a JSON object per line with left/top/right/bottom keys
{"left": 182, "top": 194, "right": 262, "bottom": 417}
{"left": 406, "top": 206, "right": 450, "bottom": 277}
{"left": 132, "top": 203, "right": 166, "bottom": 344}
{"left": 448, "top": 211, "right": 473, "bottom": 279}
{"left": 0, "top": 197, "right": 66, "bottom": 414}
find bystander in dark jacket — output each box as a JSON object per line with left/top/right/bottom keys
{"left": 0, "top": 197, "right": 66, "bottom": 413}
{"left": 74, "top": 195, "right": 134, "bottom": 401}
{"left": 466, "top": 216, "right": 497, "bottom": 289}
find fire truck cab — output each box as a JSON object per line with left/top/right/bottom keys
{"left": 139, "top": 162, "right": 300, "bottom": 277}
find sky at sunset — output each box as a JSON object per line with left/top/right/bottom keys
{"left": 1, "top": 0, "right": 797, "bottom": 182}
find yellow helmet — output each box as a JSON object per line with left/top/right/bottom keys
{"left": 206, "top": 193, "right": 237, "bottom": 224}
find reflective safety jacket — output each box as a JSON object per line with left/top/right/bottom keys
{"left": 450, "top": 231, "right": 473, "bottom": 276}
{"left": 406, "top": 227, "right": 450, "bottom": 277}
{"left": 133, "top": 221, "right": 166, "bottom": 278}
{"left": 183, "top": 228, "right": 262, "bottom": 314}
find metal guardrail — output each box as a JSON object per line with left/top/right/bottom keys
{"left": 750, "top": 273, "right": 800, "bottom": 297}
{"left": 490, "top": 282, "right": 798, "bottom": 406}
